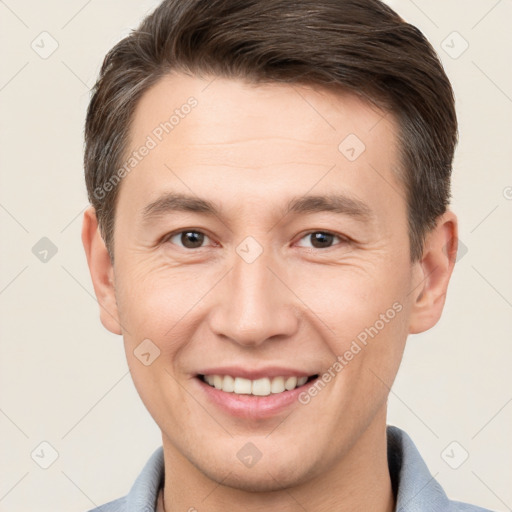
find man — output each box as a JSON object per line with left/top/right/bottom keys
{"left": 81, "top": 0, "right": 494, "bottom": 511}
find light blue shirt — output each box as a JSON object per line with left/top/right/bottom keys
{"left": 87, "top": 426, "right": 495, "bottom": 511}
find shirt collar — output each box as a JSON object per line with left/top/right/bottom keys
{"left": 125, "top": 445, "right": 164, "bottom": 512}
{"left": 387, "top": 425, "right": 450, "bottom": 511}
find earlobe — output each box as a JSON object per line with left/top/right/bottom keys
{"left": 408, "top": 210, "right": 458, "bottom": 335}
{"left": 81, "top": 206, "right": 123, "bottom": 335}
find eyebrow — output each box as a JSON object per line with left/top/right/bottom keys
{"left": 141, "top": 191, "right": 374, "bottom": 223}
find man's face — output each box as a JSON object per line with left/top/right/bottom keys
{"left": 99, "top": 73, "right": 427, "bottom": 490}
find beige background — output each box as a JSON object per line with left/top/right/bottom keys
{"left": 0, "top": 0, "right": 511, "bottom": 511}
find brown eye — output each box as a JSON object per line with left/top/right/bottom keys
{"left": 310, "top": 232, "right": 335, "bottom": 248}
{"left": 297, "top": 231, "right": 347, "bottom": 249}
{"left": 167, "top": 230, "right": 208, "bottom": 249}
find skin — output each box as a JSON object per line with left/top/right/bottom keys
{"left": 82, "top": 72, "right": 458, "bottom": 512}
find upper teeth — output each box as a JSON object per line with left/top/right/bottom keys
{"left": 203, "top": 375, "right": 309, "bottom": 396}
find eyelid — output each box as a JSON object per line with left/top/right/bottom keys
{"left": 162, "top": 228, "right": 215, "bottom": 248}
{"left": 295, "top": 230, "right": 351, "bottom": 248}
{"left": 162, "top": 228, "right": 351, "bottom": 250}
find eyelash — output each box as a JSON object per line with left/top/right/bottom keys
{"left": 162, "top": 229, "right": 351, "bottom": 251}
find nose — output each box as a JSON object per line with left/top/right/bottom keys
{"left": 208, "top": 245, "right": 300, "bottom": 347}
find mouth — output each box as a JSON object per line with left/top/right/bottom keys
{"left": 194, "top": 371, "right": 319, "bottom": 419}
{"left": 197, "top": 374, "right": 319, "bottom": 396}
{"left": 193, "top": 365, "right": 321, "bottom": 419}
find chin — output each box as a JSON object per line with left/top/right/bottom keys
{"left": 209, "top": 464, "right": 309, "bottom": 493}
{"left": 192, "top": 447, "right": 319, "bottom": 494}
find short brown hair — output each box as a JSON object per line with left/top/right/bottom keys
{"left": 84, "top": 0, "right": 457, "bottom": 262}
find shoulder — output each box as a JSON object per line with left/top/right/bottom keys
{"left": 450, "top": 500, "right": 496, "bottom": 512}
{"left": 83, "top": 446, "right": 164, "bottom": 512}
{"left": 85, "top": 496, "right": 127, "bottom": 512}
{"left": 387, "top": 426, "right": 497, "bottom": 512}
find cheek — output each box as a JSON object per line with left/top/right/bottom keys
{"left": 115, "top": 259, "right": 205, "bottom": 334}
{"left": 291, "top": 260, "right": 407, "bottom": 331}
{"left": 292, "top": 262, "right": 411, "bottom": 399}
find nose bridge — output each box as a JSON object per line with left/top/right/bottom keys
{"left": 209, "top": 238, "right": 298, "bottom": 346}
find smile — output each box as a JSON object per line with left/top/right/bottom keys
{"left": 199, "top": 374, "right": 318, "bottom": 396}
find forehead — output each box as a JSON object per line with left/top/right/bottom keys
{"left": 120, "top": 72, "right": 404, "bottom": 220}
{"left": 129, "top": 72, "right": 396, "bottom": 159}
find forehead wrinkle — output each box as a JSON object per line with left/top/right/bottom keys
{"left": 158, "top": 138, "right": 341, "bottom": 172}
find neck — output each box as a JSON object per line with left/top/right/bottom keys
{"left": 161, "top": 413, "right": 394, "bottom": 512}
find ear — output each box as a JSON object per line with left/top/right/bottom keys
{"left": 81, "top": 206, "right": 122, "bottom": 335}
{"left": 408, "top": 210, "right": 458, "bottom": 334}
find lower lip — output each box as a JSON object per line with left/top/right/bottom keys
{"left": 195, "top": 376, "right": 317, "bottom": 420}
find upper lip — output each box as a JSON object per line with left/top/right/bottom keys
{"left": 196, "top": 366, "right": 318, "bottom": 380}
